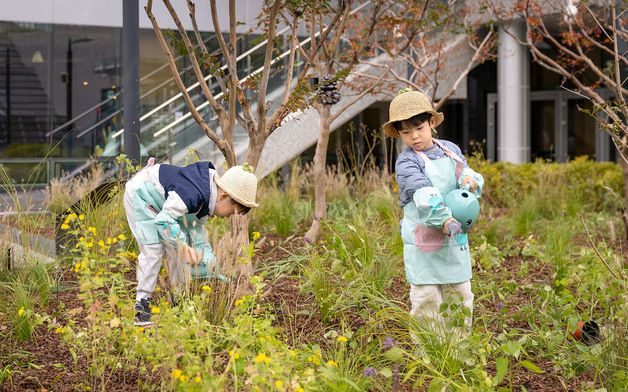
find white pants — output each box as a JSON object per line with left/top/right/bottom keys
{"left": 409, "top": 281, "right": 474, "bottom": 328}
{"left": 123, "top": 170, "right": 185, "bottom": 301}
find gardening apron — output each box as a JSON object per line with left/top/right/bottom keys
{"left": 401, "top": 141, "right": 471, "bottom": 285}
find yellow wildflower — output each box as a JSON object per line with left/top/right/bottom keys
{"left": 254, "top": 352, "right": 270, "bottom": 365}
{"left": 17, "top": 307, "right": 25, "bottom": 317}
{"left": 179, "top": 375, "right": 188, "bottom": 382}
{"left": 97, "top": 240, "right": 105, "bottom": 247}
{"left": 327, "top": 360, "right": 338, "bottom": 367}
{"left": 79, "top": 214, "right": 85, "bottom": 221}
{"left": 194, "top": 376, "right": 201, "bottom": 384}
{"left": 274, "top": 380, "right": 283, "bottom": 389}
{"left": 85, "top": 242, "right": 93, "bottom": 248}
{"left": 234, "top": 299, "right": 244, "bottom": 307}
{"left": 55, "top": 326, "right": 66, "bottom": 334}
{"left": 171, "top": 369, "right": 182, "bottom": 379}
{"left": 112, "top": 237, "right": 118, "bottom": 243}
{"left": 60, "top": 223, "right": 70, "bottom": 230}
{"left": 117, "top": 233, "right": 127, "bottom": 241}
{"left": 106, "top": 237, "right": 112, "bottom": 244}
{"left": 79, "top": 237, "right": 85, "bottom": 242}
{"left": 151, "top": 306, "right": 161, "bottom": 314}
{"left": 155, "top": 287, "right": 161, "bottom": 292}
{"left": 252, "top": 231, "right": 261, "bottom": 241}
{"left": 229, "top": 350, "right": 240, "bottom": 359}
{"left": 307, "top": 354, "right": 320, "bottom": 365}
{"left": 88, "top": 227, "right": 97, "bottom": 235}
{"left": 337, "top": 335, "right": 348, "bottom": 343}
{"left": 295, "top": 388, "right": 305, "bottom": 392}
{"left": 201, "top": 285, "right": 212, "bottom": 294}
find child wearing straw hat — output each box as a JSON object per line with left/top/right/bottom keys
{"left": 123, "top": 159, "right": 258, "bottom": 326}
{"left": 383, "top": 89, "right": 484, "bottom": 329}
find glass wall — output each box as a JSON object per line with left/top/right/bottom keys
{"left": 0, "top": 21, "right": 122, "bottom": 158}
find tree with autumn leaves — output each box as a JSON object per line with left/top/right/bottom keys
{"left": 486, "top": 0, "right": 628, "bottom": 238}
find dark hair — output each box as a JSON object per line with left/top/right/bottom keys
{"left": 392, "top": 112, "right": 432, "bottom": 132}
{"left": 235, "top": 202, "right": 251, "bottom": 215}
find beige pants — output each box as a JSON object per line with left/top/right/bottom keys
{"left": 409, "top": 281, "right": 474, "bottom": 328}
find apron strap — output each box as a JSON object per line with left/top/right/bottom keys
{"left": 415, "top": 141, "right": 464, "bottom": 183}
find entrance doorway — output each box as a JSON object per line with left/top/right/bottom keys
{"left": 486, "top": 90, "right": 613, "bottom": 162}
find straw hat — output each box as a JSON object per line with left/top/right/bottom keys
{"left": 215, "top": 165, "right": 259, "bottom": 208}
{"left": 382, "top": 90, "right": 444, "bottom": 138}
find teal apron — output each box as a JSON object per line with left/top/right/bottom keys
{"left": 400, "top": 141, "right": 471, "bottom": 285}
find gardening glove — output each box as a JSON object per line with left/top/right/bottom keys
{"left": 443, "top": 218, "right": 463, "bottom": 237}
{"left": 460, "top": 176, "right": 478, "bottom": 192}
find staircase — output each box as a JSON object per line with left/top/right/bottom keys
{"left": 54, "top": 0, "right": 478, "bottom": 183}
{"left": 0, "top": 40, "right": 64, "bottom": 149}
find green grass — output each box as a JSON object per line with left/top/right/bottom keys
{"left": 1, "top": 158, "right": 626, "bottom": 391}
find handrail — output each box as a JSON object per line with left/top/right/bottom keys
{"left": 115, "top": 0, "right": 373, "bottom": 139}
{"left": 112, "top": 23, "right": 296, "bottom": 138}
{"left": 46, "top": 33, "right": 221, "bottom": 138}
{"left": 147, "top": 1, "right": 370, "bottom": 138}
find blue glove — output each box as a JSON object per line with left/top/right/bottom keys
{"left": 444, "top": 219, "right": 463, "bottom": 237}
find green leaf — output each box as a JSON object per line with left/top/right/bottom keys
{"left": 379, "top": 367, "right": 393, "bottom": 378}
{"left": 493, "top": 356, "right": 509, "bottom": 385}
{"left": 385, "top": 347, "right": 404, "bottom": 362}
{"left": 520, "top": 360, "right": 544, "bottom": 374}
{"left": 501, "top": 341, "right": 521, "bottom": 357}
{"left": 428, "top": 379, "right": 446, "bottom": 392}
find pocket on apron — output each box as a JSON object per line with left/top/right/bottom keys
{"left": 414, "top": 224, "right": 445, "bottom": 252}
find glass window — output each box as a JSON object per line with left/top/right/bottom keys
{"left": 530, "top": 100, "right": 555, "bottom": 161}
{"left": 567, "top": 99, "right": 595, "bottom": 159}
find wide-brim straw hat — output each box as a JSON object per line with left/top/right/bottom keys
{"left": 215, "top": 165, "right": 259, "bottom": 208}
{"left": 382, "top": 90, "right": 444, "bottom": 138}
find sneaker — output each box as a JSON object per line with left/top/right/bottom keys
{"left": 134, "top": 298, "right": 153, "bottom": 326}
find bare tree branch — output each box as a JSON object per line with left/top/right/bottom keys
{"left": 256, "top": 0, "right": 282, "bottom": 138}
{"left": 435, "top": 30, "right": 494, "bottom": 110}
{"left": 145, "top": 0, "right": 235, "bottom": 166}
{"left": 162, "top": 0, "right": 228, "bottom": 134}
{"left": 329, "top": 67, "right": 389, "bottom": 123}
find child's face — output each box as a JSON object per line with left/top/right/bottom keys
{"left": 214, "top": 190, "right": 239, "bottom": 218}
{"left": 398, "top": 118, "right": 436, "bottom": 151}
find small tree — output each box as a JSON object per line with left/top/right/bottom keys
{"left": 489, "top": 0, "right": 628, "bottom": 237}
{"left": 145, "top": 0, "right": 342, "bottom": 288}
{"left": 364, "top": 1, "right": 495, "bottom": 113}
{"left": 302, "top": 0, "right": 391, "bottom": 243}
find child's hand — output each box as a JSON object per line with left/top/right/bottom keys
{"left": 461, "top": 176, "right": 478, "bottom": 192}
{"left": 178, "top": 244, "right": 201, "bottom": 265}
{"left": 443, "top": 218, "right": 463, "bottom": 237}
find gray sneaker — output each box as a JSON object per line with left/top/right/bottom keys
{"left": 134, "top": 298, "right": 153, "bottom": 326}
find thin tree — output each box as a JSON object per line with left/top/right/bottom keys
{"left": 362, "top": 1, "right": 495, "bottom": 113}
{"left": 302, "top": 0, "right": 392, "bottom": 243}
{"left": 145, "top": 0, "right": 343, "bottom": 288}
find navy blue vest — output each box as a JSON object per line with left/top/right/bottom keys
{"left": 158, "top": 161, "right": 215, "bottom": 218}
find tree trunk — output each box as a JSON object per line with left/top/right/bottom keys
{"left": 304, "top": 106, "right": 332, "bottom": 243}
{"left": 246, "top": 131, "right": 265, "bottom": 170}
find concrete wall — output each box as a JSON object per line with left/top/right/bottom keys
{"left": 0, "top": 0, "right": 264, "bottom": 32}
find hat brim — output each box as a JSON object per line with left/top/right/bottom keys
{"left": 214, "top": 176, "right": 259, "bottom": 208}
{"left": 382, "top": 110, "right": 444, "bottom": 138}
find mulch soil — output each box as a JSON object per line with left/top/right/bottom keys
{"left": 0, "top": 271, "right": 149, "bottom": 392}
{"left": 1, "top": 232, "right": 610, "bottom": 391}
